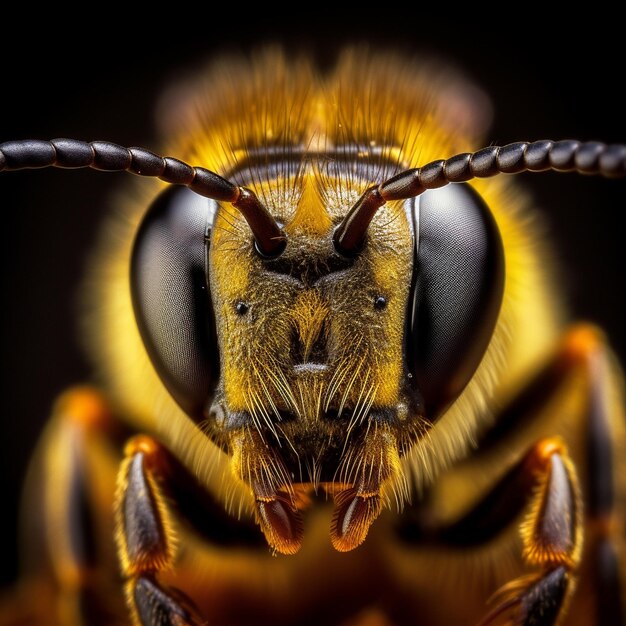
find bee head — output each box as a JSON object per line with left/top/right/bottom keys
{"left": 131, "top": 151, "right": 504, "bottom": 553}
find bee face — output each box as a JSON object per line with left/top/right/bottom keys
{"left": 209, "top": 164, "right": 413, "bottom": 491}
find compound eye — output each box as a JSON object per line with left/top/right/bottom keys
{"left": 406, "top": 183, "right": 505, "bottom": 420}
{"left": 131, "top": 186, "right": 219, "bottom": 420}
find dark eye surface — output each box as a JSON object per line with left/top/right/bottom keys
{"left": 406, "top": 183, "right": 505, "bottom": 420}
{"left": 131, "top": 186, "right": 219, "bottom": 420}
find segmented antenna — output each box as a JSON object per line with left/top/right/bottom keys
{"left": 2, "top": 139, "right": 624, "bottom": 258}
{"left": 334, "top": 140, "right": 626, "bottom": 254}
{"left": 0, "top": 138, "right": 285, "bottom": 257}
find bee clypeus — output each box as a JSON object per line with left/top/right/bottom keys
{"left": 0, "top": 49, "right": 625, "bottom": 626}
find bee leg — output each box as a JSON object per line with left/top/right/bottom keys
{"left": 28, "top": 386, "right": 126, "bottom": 625}
{"left": 580, "top": 332, "right": 625, "bottom": 626}
{"left": 476, "top": 325, "right": 626, "bottom": 625}
{"left": 476, "top": 438, "right": 582, "bottom": 626}
{"left": 116, "top": 435, "right": 203, "bottom": 626}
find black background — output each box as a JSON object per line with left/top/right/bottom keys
{"left": 1, "top": 18, "right": 625, "bottom": 587}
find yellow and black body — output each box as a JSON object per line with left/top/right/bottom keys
{"left": 1, "top": 50, "right": 625, "bottom": 626}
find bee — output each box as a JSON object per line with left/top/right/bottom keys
{"left": 0, "top": 48, "right": 625, "bottom": 626}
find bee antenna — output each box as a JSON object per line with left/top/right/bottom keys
{"left": 0, "top": 138, "right": 286, "bottom": 258}
{"left": 334, "top": 140, "right": 626, "bottom": 255}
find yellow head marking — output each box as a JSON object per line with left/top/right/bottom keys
{"left": 291, "top": 290, "right": 329, "bottom": 364}
{"left": 285, "top": 173, "right": 332, "bottom": 236}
